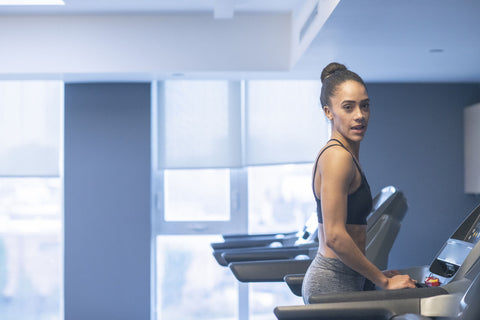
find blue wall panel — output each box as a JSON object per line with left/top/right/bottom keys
{"left": 362, "top": 83, "right": 480, "bottom": 269}
{"left": 64, "top": 83, "right": 151, "bottom": 320}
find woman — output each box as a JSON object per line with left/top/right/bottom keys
{"left": 302, "top": 62, "right": 416, "bottom": 304}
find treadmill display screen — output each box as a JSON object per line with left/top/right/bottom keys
{"left": 466, "top": 220, "right": 480, "bottom": 244}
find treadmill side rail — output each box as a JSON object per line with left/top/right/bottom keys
{"left": 284, "top": 274, "right": 304, "bottom": 296}
{"left": 229, "top": 259, "right": 312, "bottom": 282}
{"left": 308, "top": 286, "right": 448, "bottom": 304}
{"left": 274, "top": 298, "right": 421, "bottom": 320}
{"left": 420, "top": 293, "right": 462, "bottom": 318}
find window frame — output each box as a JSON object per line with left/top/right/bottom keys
{"left": 152, "top": 168, "right": 248, "bottom": 235}
{"left": 152, "top": 80, "right": 248, "bottom": 235}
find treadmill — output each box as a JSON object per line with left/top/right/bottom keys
{"left": 274, "top": 203, "right": 480, "bottom": 320}
{"left": 211, "top": 212, "right": 317, "bottom": 252}
{"left": 228, "top": 186, "right": 408, "bottom": 283}
{"left": 213, "top": 186, "right": 403, "bottom": 262}
{"left": 212, "top": 213, "right": 318, "bottom": 266}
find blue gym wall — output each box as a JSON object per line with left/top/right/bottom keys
{"left": 61, "top": 82, "right": 479, "bottom": 317}
{"left": 64, "top": 83, "right": 151, "bottom": 320}
{"left": 362, "top": 83, "right": 480, "bottom": 269}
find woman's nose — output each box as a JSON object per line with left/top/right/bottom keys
{"left": 354, "top": 107, "right": 366, "bottom": 121}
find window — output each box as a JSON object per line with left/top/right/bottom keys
{"left": 0, "top": 81, "right": 61, "bottom": 176}
{"left": 250, "top": 282, "right": 303, "bottom": 319}
{"left": 0, "top": 81, "right": 62, "bottom": 320}
{"left": 248, "top": 164, "right": 315, "bottom": 234}
{"left": 246, "top": 80, "right": 327, "bottom": 165}
{"left": 157, "top": 81, "right": 242, "bottom": 169}
{"left": 164, "top": 169, "right": 230, "bottom": 221}
{"left": 153, "top": 79, "right": 328, "bottom": 320}
{"left": 155, "top": 235, "right": 238, "bottom": 320}
{"left": 0, "top": 178, "right": 62, "bottom": 320}
{"left": 153, "top": 81, "right": 246, "bottom": 235}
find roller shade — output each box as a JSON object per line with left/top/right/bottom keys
{"left": 0, "top": 81, "right": 62, "bottom": 176}
{"left": 156, "top": 80, "right": 329, "bottom": 169}
{"left": 246, "top": 80, "right": 328, "bottom": 165}
{"left": 158, "top": 81, "right": 242, "bottom": 169}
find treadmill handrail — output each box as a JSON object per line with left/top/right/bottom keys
{"left": 222, "top": 231, "right": 297, "bottom": 240}
{"left": 274, "top": 297, "right": 420, "bottom": 320}
{"left": 213, "top": 242, "right": 318, "bottom": 266}
{"left": 229, "top": 259, "right": 313, "bottom": 282}
{"left": 211, "top": 233, "right": 298, "bottom": 250}
{"left": 308, "top": 286, "right": 448, "bottom": 304}
{"left": 222, "top": 247, "right": 315, "bottom": 264}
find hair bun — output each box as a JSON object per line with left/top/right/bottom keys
{"left": 320, "top": 62, "right": 347, "bottom": 83}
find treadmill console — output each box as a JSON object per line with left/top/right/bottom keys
{"left": 466, "top": 219, "right": 480, "bottom": 245}
{"left": 430, "top": 239, "right": 473, "bottom": 278}
{"left": 429, "top": 210, "right": 480, "bottom": 281}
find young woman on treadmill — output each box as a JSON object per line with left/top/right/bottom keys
{"left": 302, "top": 62, "right": 417, "bottom": 304}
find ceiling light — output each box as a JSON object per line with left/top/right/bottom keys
{"left": 0, "top": 0, "right": 64, "bottom": 5}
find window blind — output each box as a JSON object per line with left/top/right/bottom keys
{"left": 158, "top": 80, "right": 242, "bottom": 169}
{"left": 246, "top": 80, "right": 328, "bottom": 165}
{"left": 0, "top": 81, "right": 61, "bottom": 176}
{"left": 156, "top": 79, "right": 329, "bottom": 169}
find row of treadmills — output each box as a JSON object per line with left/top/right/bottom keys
{"left": 210, "top": 186, "right": 480, "bottom": 320}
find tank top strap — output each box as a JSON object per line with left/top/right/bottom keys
{"left": 312, "top": 140, "right": 344, "bottom": 200}
{"left": 328, "top": 138, "right": 364, "bottom": 175}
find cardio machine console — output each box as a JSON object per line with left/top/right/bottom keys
{"left": 465, "top": 219, "right": 480, "bottom": 244}
{"left": 429, "top": 214, "right": 480, "bottom": 281}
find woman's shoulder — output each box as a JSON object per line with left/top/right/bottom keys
{"left": 318, "top": 143, "right": 355, "bottom": 176}
{"left": 319, "top": 141, "right": 349, "bottom": 159}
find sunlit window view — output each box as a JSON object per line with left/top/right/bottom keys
{"left": 248, "top": 164, "right": 315, "bottom": 234}
{"left": 164, "top": 169, "right": 230, "bottom": 221}
{"left": 0, "top": 81, "right": 62, "bottom": 320}
{"left": 0, "top": 179, "right": 62, "bottom": 320}
{"left": 158, "top": 165, "right": 311, "bottom": 320}
{"left": 156, "top": 235, "right": 238, "bottom": 320}
{"left": 249, "top": 282, "right": 303, "bottom": 320}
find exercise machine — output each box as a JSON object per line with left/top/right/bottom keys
{"left": 274, "top": 203, "right": 480, "bottom": 320}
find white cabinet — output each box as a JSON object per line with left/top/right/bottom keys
{"left": 465, "top": 103, "right": 480, "bottom": 194}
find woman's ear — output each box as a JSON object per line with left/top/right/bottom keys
{"left": 323, "top": 106, "right": 333, "bottom": 121}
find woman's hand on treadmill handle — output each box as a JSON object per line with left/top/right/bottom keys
{"left": 384, "top": 274, "right": 417, "bottom": 290}
{"left": 382, "top": 269, "right": 400, "bottom": 278}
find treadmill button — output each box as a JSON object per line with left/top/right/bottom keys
{"left": 425, "top": 276, "right": 440, "bottom": 287}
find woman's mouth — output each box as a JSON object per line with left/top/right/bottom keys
{"left": 351, "top": 124, "right": 366, "bottom": 133}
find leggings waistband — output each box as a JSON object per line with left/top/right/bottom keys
{"left": 313, "top": 253, "right": 362, "bottom": 277}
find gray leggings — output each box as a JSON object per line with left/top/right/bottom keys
{"left": 302, "top": 253, "right": 366, "bottom": 304}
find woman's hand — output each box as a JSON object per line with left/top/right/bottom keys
{"left": 384, "top": 274, "right": 417, "bottom": 290}
{"left": 382, "top": 270, "right": 400, "bottom": 278}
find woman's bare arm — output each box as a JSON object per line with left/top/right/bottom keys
{"left": 318, "top": 147, "right": 415, "bottom": 289}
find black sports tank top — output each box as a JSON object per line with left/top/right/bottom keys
{"left": 313, "top": 139, "right": 372, "bottom": 225}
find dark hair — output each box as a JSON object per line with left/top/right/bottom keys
{"left": 320, "top": 62, "right": 366, "bottom": 107}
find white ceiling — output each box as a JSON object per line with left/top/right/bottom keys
{"left": 1, "top": 0, "right": 480, "bottom": 82}
{"left": 0, "top": 0, "right": 306, "bottom": 14}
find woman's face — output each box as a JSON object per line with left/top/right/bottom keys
{"left": 324, "top": 80, "right": 370, "bottom": 143}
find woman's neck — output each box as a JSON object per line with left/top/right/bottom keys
{"left": 330, "top": 134, "right": 360, "bottom": 159}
